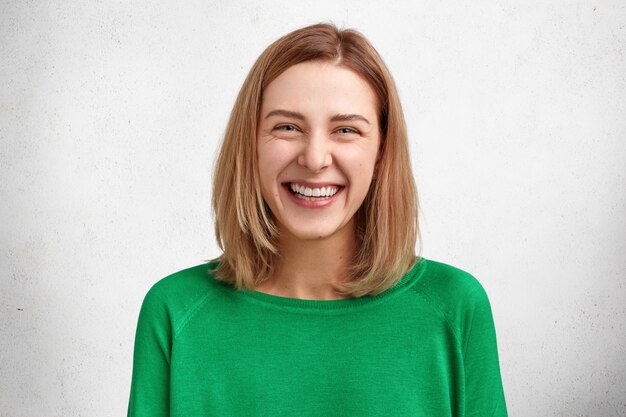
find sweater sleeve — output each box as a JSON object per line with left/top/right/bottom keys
{"left": 127, "top": 285, "right": 171, "bottom": 417}
{"left": 459, "top": 282, "right": 508, "bottom": 417}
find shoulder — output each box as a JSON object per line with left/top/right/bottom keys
{"left": 412, "top": 258, "right": 495, "bottom": 339}
{"left": 415, "top": 258, "right": 488, "bottom": 305}
{"left": 147, "top": 259, "right": 221, "bottom": 301}
{"left": 137, "top": 260, "right": 224, "bottom": 335}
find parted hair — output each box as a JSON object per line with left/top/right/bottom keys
{"left": 211, "top": 22, "right": 421, "bottom": 297}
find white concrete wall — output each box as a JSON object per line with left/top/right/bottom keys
{"left": 1, "top": 1, "right": 624, "bottom": 416}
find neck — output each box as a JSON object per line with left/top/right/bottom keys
{"left": 256, "top": 219, "right": 356, "bottom": 300}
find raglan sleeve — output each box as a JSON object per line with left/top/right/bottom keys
{"left": 127, "top": 284, "right": 172, "bottom": 417}
{"left": 459, "top": 279, "right": 508, "bottom": 417}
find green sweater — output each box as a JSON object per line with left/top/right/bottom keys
{"left": 127, "top": 257, "right": 507, "bottom": 417}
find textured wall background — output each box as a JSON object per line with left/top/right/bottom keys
{"left": 1, "top": 1, "right": 625, "bottom": 416}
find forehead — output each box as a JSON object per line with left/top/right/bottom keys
{"left": 260, "top": 61, "right": 379, "bottom": 119}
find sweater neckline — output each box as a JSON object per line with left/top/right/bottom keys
{"left": 226, "top": 257, "right": 428, "bottom": 313}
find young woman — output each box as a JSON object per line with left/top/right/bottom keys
{"left": 128, "top": 23, "right": 508, "bottom": 417}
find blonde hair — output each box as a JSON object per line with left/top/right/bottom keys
{"left": 211, "top": 22, "right": 421, "bottom": 297}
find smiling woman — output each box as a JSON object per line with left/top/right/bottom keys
{"left": 256, "top": 61, "right": 380, "bottom": 277}
{"left": 127, "top": 23, "right": 508, "bottom": 417}
{"left": 211, "top": 23, "right": 419, "bottom": 300}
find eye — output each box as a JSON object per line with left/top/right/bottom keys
{"left": 274, "top": 124, "right": 299, "bottom": 132}
{"left": 336, "top": 127, "right": 359, "bottom": 135}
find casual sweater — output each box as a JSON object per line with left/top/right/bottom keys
{"left": 127, "top": 257, "right": 507, "bottom": 417}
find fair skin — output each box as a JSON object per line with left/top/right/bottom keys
{"left": 255, "top": 60, "right": 381, "bottom": 300}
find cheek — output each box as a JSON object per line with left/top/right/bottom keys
{"left": 341, "top": 144, "right": 378, "bottom": 175}
{"left": 257, "top": 140, "right": 298, "bottom": 187}
{"left": 258, "top": 140, "right": 297, "bottom": 163}
{"left": 343, "top": 147, "right": 378, "bottom": 197}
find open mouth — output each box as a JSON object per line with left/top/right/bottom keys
{"left": 283, "top": 182, "right": 344, "bottom": 201}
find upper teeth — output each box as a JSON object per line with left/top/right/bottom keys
{"left": 290, "top": 183, "right": 339, "bottom": 197}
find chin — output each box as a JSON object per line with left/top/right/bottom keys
{"left": 284, "top": 226, "right": 339, "bottom": 241}
{"left": 276, "top": 217, "right": 343, "bottom": 240}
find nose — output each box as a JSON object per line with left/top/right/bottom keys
{"left": 297, "top": 131, "right": 332, "bottom": 173}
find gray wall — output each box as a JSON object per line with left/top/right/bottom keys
{"left": 1, "top": 1, "right": 625, "bottom": 416}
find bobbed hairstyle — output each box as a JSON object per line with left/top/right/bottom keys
{"left": 211, "top": 22, "right": 421, "bottom": 297}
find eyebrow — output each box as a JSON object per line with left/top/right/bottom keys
{"left": 264, "top": 109, "right": 370, "bottom": 125}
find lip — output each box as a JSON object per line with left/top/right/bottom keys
{"left": 282, "top": 180, "right": 344, "bottom": 188}
{"left": 281, "top": 182, "right": 344, "bottom": 209}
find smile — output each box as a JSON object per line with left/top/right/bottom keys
{"left": 289, "top": 183, "right": 339, "bottom": 198}
{"left": 282, "top": 182, "right": 344, "bottom": 207}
